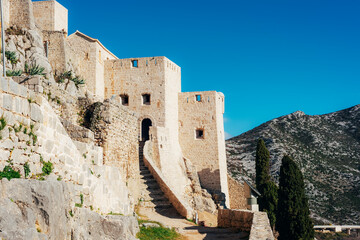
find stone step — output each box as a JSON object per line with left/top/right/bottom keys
{"left": 140, "top": 169, "right": 150, "bottom": 174}
{"left": 146, "top": 182, "right": 161, "bottom": 190}
{"left": 140, "top": 172, "right": 153, "bottom": 178}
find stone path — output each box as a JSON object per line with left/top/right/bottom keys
{"left": 138, "top": 142, "right": 249, "bottom": 240}
{"left": 138, "top": 141, "right": 173, "bottom": 211}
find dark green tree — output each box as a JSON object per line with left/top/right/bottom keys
{"left": 255, "top": 139, "right": 278, "bottom": 228}
{"left": 255, "top": 139, "right": 270, "bottom": 195}
{"left": 276, "top": 155, "right": 314, "bottom": 240}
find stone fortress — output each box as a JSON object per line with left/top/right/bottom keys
{"left": 0, "top": 0, "right": 274, "bottom": 239}
{"left": 31, "top": 0, "right": 230, "bottom": 207}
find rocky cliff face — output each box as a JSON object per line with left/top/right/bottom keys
{"left": 0, "top": 179, "right": 139, "bottom": 240}
{"left": 226, "top": 105, "right": 360, "bottom": 225}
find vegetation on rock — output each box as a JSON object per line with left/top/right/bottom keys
{"left": 276, "top": 155, "right": 314, "bottom": 240}
{"left": 0, "top": 165, "right": 21, "bottom": 180}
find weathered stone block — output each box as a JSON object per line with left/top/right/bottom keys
{"left": 0, "top": 139, "right": 14, "bottom": 150}
{"left": 1, "top": 78, "right": 9, "bottom": 92}
{"left": 30, "top": 103, "right": 43, "bottom": 122}
{"left": 8, "top": 79, "right": 19, "bottom": 95}
{"left": 3, "top": 94, "right": 13, "bottom": 111}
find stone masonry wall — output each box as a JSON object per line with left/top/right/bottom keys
{"left": 227, "top": 174, "right": 247, "bottom": 209}
{"left": 218, "top": 209, "right": 274, "bottom": 240}
{"left": 104, "top": 57, "right": 169, "bottom": 128}
{"left": 42, "top": 30, "right": 67, "bottom": 75}
{"left": 66, "top": 32, "right": 116, "bottom": 100}
{"left": 178, "top": 91, "right": 229, "bottom": 206}
{"left": 9, "top": 0, "right": 35, "bottom": 29}
{"left": 32, "top": 0, "right": 54, "bottom": 31}
{"left": 0, "top": 77, "right": 134, "bottom": 215}
{"left": 33, "top": 0, "right": 68, "bottom": 33}
{"left": 94, "top": 98, "right": 140, "bottom": 202}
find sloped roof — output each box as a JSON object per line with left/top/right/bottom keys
{"left": 70, "top": 31, "right": 118, "bottom": 59}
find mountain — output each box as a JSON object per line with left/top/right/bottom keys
{"left": 226, "top": 104, "right": 360, "bottom": 225}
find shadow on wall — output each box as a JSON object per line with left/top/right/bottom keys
{"left": 198, "top": 168, "right": 227, "bottom": 207}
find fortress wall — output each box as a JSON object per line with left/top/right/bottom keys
{"left": 53, "top": 0, "right": 68, "bottom": 33}
{"left": 227, "top": 175, "right": 247, "bottom": 209}
{"left": 32, "top": 0, "right": 54, "bottom": 31}
{"left": 215, "top": 92, "right": 230, "bottom": 206}
{"left": 33, "top": 0, "right": 68, "bottom": 32}
{"left": 95, "top": 44, "right": 116, "bottom": 100}
{"left": 98, "top": 98, "right": 140, "bottom": 202}
{"left": 0, "top": 77, "right": 134, "bottom": 215}
{"left": 9, "top": 0, "right": 35, "bottom": 29}
{"left": 178, "top": 91, "right": 229, "bottom": 201}
{"left": 2, "top": 0, "right": 10, "bottom": 28}
{"left": 66, "top": 34, "right": 97, "bottom": 94}
{"left": 42, "top": 31, "right": 67, "bottom": 75}
{"left": 104, "top": 57, "right": 167, "bottom": 127}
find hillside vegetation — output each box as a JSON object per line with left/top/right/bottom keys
{"left": 226, "top": 105, "right": 360, "bottom": 224}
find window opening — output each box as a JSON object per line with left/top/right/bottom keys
{"left": 196, "top": 129, "right": 204, "bottom": 139}
{"left": 142, "top": 94, "right": 151, "bottom": 105}
{"left": 132, "top": 60, "right": 138, "bottom": 68}
{"left": 120, "top": 94, "right": 129, "bottom": 106}
{"left": 196, "top": 95, "right": 202, "bottom": 102}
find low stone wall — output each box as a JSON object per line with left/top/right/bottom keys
{"left": 143, "top": 141, "right": 194, "bottom": 219}
{"left": 218, "top": 209, "right": 274, "bottom": 240}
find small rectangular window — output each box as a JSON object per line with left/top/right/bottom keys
{"left": 196, "top": 129, "right": 204, "bottom": 139}
{"left": 142, "top": 94, "right": 151, "bottom": 105}
{"left": 132, "top": 60, "right": 138, "bottom": 68}
{"left": 196, "top": 95, "right": 202, "bottom": 102}
{"left": 120, "top": 94, "right": 129, "bottom": 106}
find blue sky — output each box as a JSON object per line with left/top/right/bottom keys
{"left": 46, "top": 0, "right": 360, "bottom": 138}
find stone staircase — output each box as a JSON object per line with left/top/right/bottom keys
{"left": 138, "top": 141, "right": 173, "bottom": 211}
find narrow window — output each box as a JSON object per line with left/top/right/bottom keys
{"left": 142, "top": 94, "right": 151, "bottom": 105}
{"left": 120, "top": 94, "right": 129, "bottom": 106}
{"left": 196, "top": 95, "right": 202, "bottom": 102}
{"left": 196, "top": 129, "right": 204, "bottom": 139}
{"left": 146, "top": 60, "right": 148, "bottom": 66}
{"left": 132, "top": 60, "right": 138, "bottom": 68}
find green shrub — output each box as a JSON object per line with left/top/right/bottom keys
{"left": 71, "top": 76, "right": 85, "bottom": 86}
{"left": 80, "top": 193, "right": 84, "bottom": 205}
{"left": 137, "top": 224, "right": 180, "bottom": 240}
{"left": 42, "top": 161, "right": 53, "bottom": 175}
{"left": 0, "top": 165, "right": 21, "bottom": 180}
{"left": 6, "top": 69, "right": 22, "bottom": 76}
{"left": 0, "top": 117, "right": 6, "bottom": 131}
{"left": 25, "top": 63, "right": 45, "bottom": 76}
{"left": 5, "top": 51, "right": 18, "bottom": 65}
{"left": 24, "top": 162, "right": 31, "bottom": 178}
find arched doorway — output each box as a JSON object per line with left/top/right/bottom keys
{"left": 141, "top": 118, "right": 152, "bottom": 141}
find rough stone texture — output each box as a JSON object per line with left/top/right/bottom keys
{"left": 227, "top": 174, "right": 247, "bottom": 210}
{"left": 178, "top": 91, "right": 230, "bottom": 207}
{"left": 66, "top": 31, "right": 117, "bottom": 100}
{"left": 9, "top": 0, "right": 35, "bottom": 29}
{"left": 218, "top": 209, "right": 274, "bottom": 240}
{"left": 0, "top": 179, "right": 139, "bottom": 240}
{"left": 81, "top": 98, "right": 140, "bottom": 201}
{"left": 0, "top": 78, "right": 135, "bottom": 215}
{"left": 33, "top": 0, "right": 68, "bottom": 33}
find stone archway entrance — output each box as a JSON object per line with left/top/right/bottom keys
{"left": 141, "top": 118, "right": 152, "bottom": 141}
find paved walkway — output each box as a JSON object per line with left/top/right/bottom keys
{"left": 138, "top": 207, "right": 249, "bottom": 240}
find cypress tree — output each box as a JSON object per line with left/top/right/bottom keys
{"left": 255, "top": 139, "right": 278, "bottom": 228}
{"left": 255, "top": 139, "right": 270, "bottom": 195}
{"left": 276, "top": 155, "right": 314, "bottom": 240}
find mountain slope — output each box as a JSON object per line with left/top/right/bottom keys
{"left": 226, "top": 105, "right": 360, "bottom": 225}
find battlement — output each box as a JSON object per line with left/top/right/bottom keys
{"left": 33, "top": 0, "right": 68, "bottom": 33}
{"left": 105, "top": 56, "right": 181, "bottom": 73}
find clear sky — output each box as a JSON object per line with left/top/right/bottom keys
{"left": 43, "top": 0, "right": 360, "bottom": 138}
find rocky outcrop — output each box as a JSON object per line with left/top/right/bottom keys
{"left": 0, "top": 179, "right": 139, "bottom": 240}
{"left": 226, "top": 104, "right": 360, "bottom": 224}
